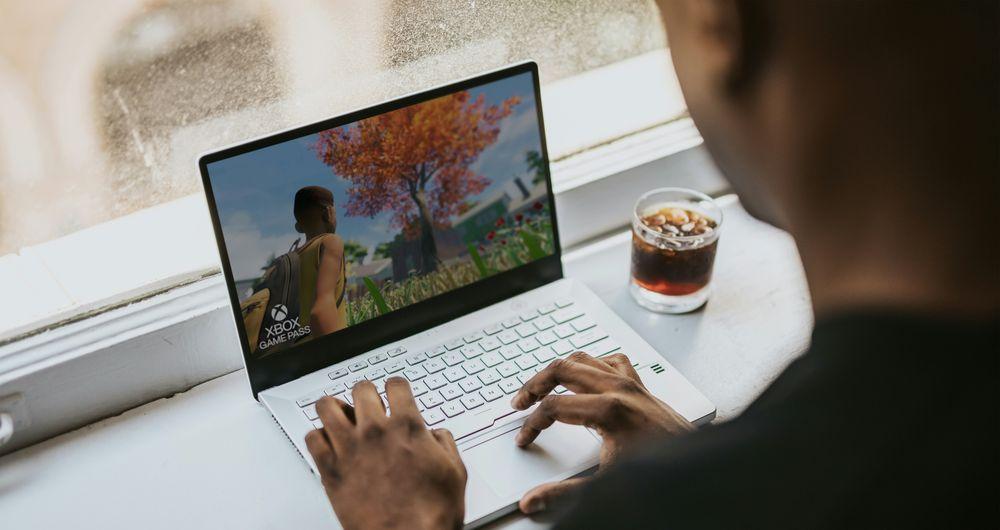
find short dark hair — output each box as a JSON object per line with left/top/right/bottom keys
{"left": 293, "top": 186, "right": 334, "bottom": 220}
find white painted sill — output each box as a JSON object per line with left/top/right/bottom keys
{"left": 0, "top": 50, "right": 728, "bottom": 454}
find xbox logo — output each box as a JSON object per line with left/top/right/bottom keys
{"left": 270, "top": 304, "right": 289, "bottom": 322}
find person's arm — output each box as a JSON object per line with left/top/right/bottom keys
{"left": 311, "top": 235, "right": 345, "bottom": 335}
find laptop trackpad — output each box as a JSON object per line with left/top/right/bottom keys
{"left": 463, "top": 422, "right": 601, "bottom": 500}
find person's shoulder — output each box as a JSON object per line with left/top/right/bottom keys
{"left": 320, "top": 234, "right": 344, "bottom": 252}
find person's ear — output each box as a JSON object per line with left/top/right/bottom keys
{"left": 671, "top": 0, "right": 768, "bottom": 95}
{"left": 294, "top": 221, "right": 303, "bottom": 233}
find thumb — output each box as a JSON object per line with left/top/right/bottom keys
{"left": 519, "top": 477, "right": 590, "bottom": 514}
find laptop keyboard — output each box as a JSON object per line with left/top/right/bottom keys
{"left": 297, "top": 297, "right": 624, "bottom": 440}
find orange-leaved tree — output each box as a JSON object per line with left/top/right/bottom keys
{"left": 314, "top": 91, "right": 519, "bottom": 273}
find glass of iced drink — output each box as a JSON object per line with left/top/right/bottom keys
{"left": 630, "top": 188, "right": 723, "bottom": 313}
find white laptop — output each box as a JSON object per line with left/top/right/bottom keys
{"left": 199, "top": 62, "right": 715, "bottom": 527}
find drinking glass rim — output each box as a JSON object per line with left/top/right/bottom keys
{"left": 632, "top": 187, "right": 724, "bottom": 241}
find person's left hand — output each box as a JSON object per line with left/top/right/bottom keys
{"left": 305, "top": 378, "right": 467, "bottom": 530}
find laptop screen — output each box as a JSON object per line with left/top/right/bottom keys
{"left": 203, "top": 67, "right": 557, "bottom": 365}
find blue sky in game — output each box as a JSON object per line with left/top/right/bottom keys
{"left": 207, "top": 72, "right": 543, "bottom": 280}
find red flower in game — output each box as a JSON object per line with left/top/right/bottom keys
{"left": 500, "top": 239, "right": 507, "bottom": 246}
{"left": 515, "top": 213, "right": 523, "bottom": 222}
{"left": 533, "top": 201, "right": 544, "bottom": 210}
{"left": 495, "top": 217, "right": 505, "bottom": 227}
{"left": 478, "top": 245, "right": 486, "bottom": 252}
{"left": 486, "top": 231, "right": 495, "bottom": 240}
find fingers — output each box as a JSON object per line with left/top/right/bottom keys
{"left": 384, "top": 377, "right": 422, "bottom": 424}
{"left": 305, "top": 428, "right": 338, "bottom": 479}
{"left": 316, "top": 396, "right": 355, "bottom": 453}
{"left": 519, "top": 477, "right": 590, "bottom": 514}
{"left": 601, "top": 352, "right": 642, "bottom": 382}
{"left": 511, "top": 353, "right": 618, "bottom": 410}
{"left": 431, "top": 428, "right": 461, "bottom": 461}
{"left": 516, "top": 394, "right": 611, "bottom": 447}
{"left": 351, "top": 381, "right": 387, "bottom": 428}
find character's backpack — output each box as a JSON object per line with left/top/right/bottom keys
{"left": 240, "top": 240, "right": 302, "bottom": 358}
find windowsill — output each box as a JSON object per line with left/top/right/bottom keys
{"left": 0, "top": 197, "right": 814, "bottom": 529}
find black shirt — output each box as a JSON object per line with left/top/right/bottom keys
{"left": 555, "top": 312, "right": 998, "bottom": 528}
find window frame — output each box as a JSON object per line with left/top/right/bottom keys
{"left": 0, "top": 51, "right": 730, "bottom": 455}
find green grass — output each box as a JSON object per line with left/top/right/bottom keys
{"left": 345, "top": 216, "right": 556, "bottom": 326}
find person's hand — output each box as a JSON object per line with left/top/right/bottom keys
{"left": 510, "top": 351, "right": 694, "bottom": 514}
{"left": 305, "top": 378, "right": 467, "bottom": 530}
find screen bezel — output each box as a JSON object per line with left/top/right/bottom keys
{"left": 198, "top": 62, "right": 562, "bottom": 398}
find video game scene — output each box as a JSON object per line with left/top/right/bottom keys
{"left": 206, "top": 72, "right": 555, "bottom": 358}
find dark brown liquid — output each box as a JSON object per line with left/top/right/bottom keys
{"left": 630, "top": 231, "right": 718, "bottom": 296}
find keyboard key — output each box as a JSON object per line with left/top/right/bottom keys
{"left": 460, "top": 394, "right": 485, "bottom": 410}
{"left": 348, "top": 361, "right": 368, "bottom": 372}
{"left": 403, "top": 368, "right": 426, "bottom": 381}
{"left": 423, "top": 359, "right": 447, "bottom": 374}
{"left": 555, "top": 298, "right": 573, "bottom": 308}
{"left": 497, "top": 330, "right": 519, "bottom": 344}
{"left": 324, "top": 383, "right": 344, "bottom": 396}
{"left": 445, "top": 338, "right": 465, "bottom": 350}
{"left": 303, "top": 404, "right": 319, "bottom": 420}
{"left": 514, "top": 323, "right": 537, "bottom": 338}
{"left": 365, "top": 368, "right": 386, "bottom": 380}
{"left": 537, "top": 303, "right": 557, "bottom": 314}
{"left": 499, "top": 345, "right": 522, "bottom": 360}
{"left": 384, "top": 361, "right": 407, "bottom": 374}
{"left": 312, "top": 419, "right": 325, "bottom": 429}
{"left": 440, "top": 384, "right": 464, "bottom": 400}
{"left": 373, "top": 379, "right": 387, "bottom": 394}
{"left": 533, "top": 348, "right": 557, "bottom": 364}
{"left": 428, "top": 345, "right": 448, "bottom": 357}
{"left": 387, "top": 346, "right": 407, "bottom": 357}
{"left": 501, "top": 318, "right": 520, "bottom": 328}
{"left": 552, "top": 340, "right": 574, "bottom": 356}
{"left": 328, "top": 367, "right": 349, "bottom": 380}
{"left": 459, "top": 378, "right": 483, "bottom": 393}
{"left": 342, "top": 393, "right": 354, "bottom": 405}
{"left": 499, "top": 379, "right": 521, "bottom": 394}
{"left": 571, "top": 317, "right": 596, "bottom": 332}
{"left": 555, "top": 385, "right": 569, "bottom": 394}
{"left": 407, "top": 353, "right": 428, "bottom": 365}
{"left": 443, "top": 352, "right": 464, "bottom": 366}
{"left": 483, "top": 323, "right": 504, "bottom": 335}
{"left": 533, "top": 316, "right": 556, "bottom": 331}
{"left": 420, "top": 393, "right": 444, "bottom": 409}
{"left": 441, "top": 401, "right": 465, "bottom": 417}
{"left": 423, "top": 409, "right": 445, "bottom": 426}
{"left": 346, "top": 375, "right": 366, "bottom": 389}
{"left": 444, "top": 367, "right": 466, "bottom": 382}
{"left": 479, "top": 337, "right": 502, "bottom": 351}
{"left": 517, "top": 338, "right": 540, "bottom": 353}
{"left": 410, "top": 381, "right": 429, "bottom": 397}
{"left": 551, "top": 307, "right": 584, "bottom": 324}
{"left": 591, "top": 339, "right": 623, "bottom": 357}
{"left": 460, "top": 345, "right": 482, "bottom": 359}
{"left": 519, "top": 310, "right": 539, "bottom": 322}
{"left": 570, "top": 328, "right": 609, "bottom": 349}
{"left": 553, "top": 324, "right": 576, "bottom": 339}
{"left": 481, "top": 352, "right": 504, "bottom": 367}
{"left": 478, "top": 369, "right": 501, "bottom": 386}
{"left": 480, "top": 385, "right": 504, "bottom": 402}
{"left": 368, "top": 352, "right": 389, "bottom": 365}
{"left": 296, "top": 390, "right": 326, "bottom": 407}
{"left": 463, "top": 331, "right": 484, "bottom": 343}
{"left": 536, "top": 330, "right": 558, "bottom": 345}
{"left": 496, "top": 362, "right": 519, "bottom": 378}
{"left": 424, "top": 374, "right": 448, "bottom": 390}
{"left": 517, "top": 372, "right": 535, "bottom": 385}
{"left": 515, "top": 356, "right": 538, "bottom": 371}
{"left": 462, "top": 359, "right": 486, "bottom": 375}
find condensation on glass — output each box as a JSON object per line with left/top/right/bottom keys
{"left": 0, "top": 0, "right": 666, "bottom": 255}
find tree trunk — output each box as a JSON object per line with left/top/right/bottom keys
{"left": 412, "top": 189, "right": 438, "bottom": 273}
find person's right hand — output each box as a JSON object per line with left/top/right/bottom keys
{"left": 510, "top": 351, "right": 694, "bottom": 514}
